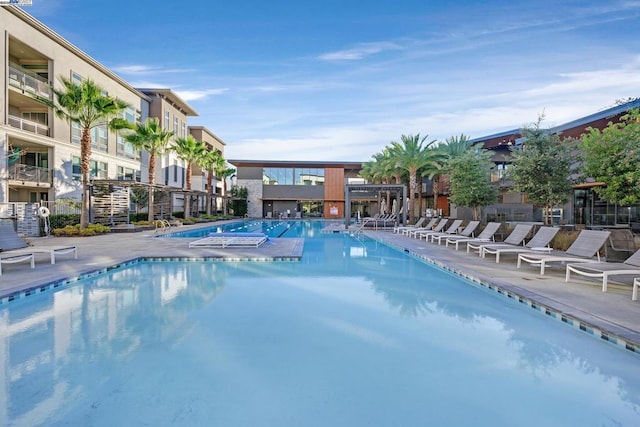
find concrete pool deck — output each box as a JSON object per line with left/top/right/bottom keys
{"left": 1, "top": 220, "right": 639, "bottom": 351}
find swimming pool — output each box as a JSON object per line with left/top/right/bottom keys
{"left": 2, "top": 221, "right": 640, "bottom": 426}
{"left": 157, "top": 219, "right": 330, "bottom": 239}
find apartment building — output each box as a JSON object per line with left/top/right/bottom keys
{"left": 1, "top": 6, "right": 226, "bottom": 232}
{"left": 1, "top": 6, "right": 147, "bottom": 205}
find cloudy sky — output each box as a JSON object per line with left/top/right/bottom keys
{"left": 25, "top": 0, "right": 640, "bottom": 162}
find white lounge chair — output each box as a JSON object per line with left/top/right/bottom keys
{"left": 517, "top": 229, "right": 610, "bottom": 275}
{"left": 401, "top": 218, "right": 437, "bottom": 236}
{"left": 469, "top": 223, "right": 533, "bottom": 255}
{"left": 423, "top": 219, "right": 463, "bottom": 242}
{"left": 410, "top": 218, "right": 448, "bottom": 239}
{"left": 566, "top": 247, "right": 640, "bottom": 294}
{"left": 481, "top": 226, "right": 559, "bottom": 263}
{"left": 394, "top": 217, "right": 426, "bottom": 234}
{"left": 0, "top": 223, "right": 77, "bottom": 274}
{"left": 445, "top": 222, "right": 501, "bottom": 250}
{"left": 431, "top": 221, "right": 480, "bottom": 245}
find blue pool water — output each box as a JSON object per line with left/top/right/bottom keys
{"left": 2, "top": 221, "right": 640, "bottom": 426}
{"left": 158, "top": 219, "right": 313, "bottom": 239}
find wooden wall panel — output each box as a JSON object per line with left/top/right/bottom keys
{"left": 324, "top": 167, "right": 345, "bottom": 217}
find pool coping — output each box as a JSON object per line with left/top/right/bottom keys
{"left": 367, "top": 233, "right": 640, "bottom": 355}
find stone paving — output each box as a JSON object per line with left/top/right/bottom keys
{"left": 1, "top": 220, "right": 638, "bottom": 351}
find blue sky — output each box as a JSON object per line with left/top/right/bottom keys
{"left": 25, "top": 0, "right": 640, "bottom": 162}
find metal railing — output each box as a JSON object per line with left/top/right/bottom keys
{"left": 8, "top": 63, "right": 52, "bottom": 100}
{"left": 7, "top": 115, "right": 50, "bottom": 136}
{"left": 39, "top": 200, "right": 81, "bottom": 216}
{"left": 8, "top": 163, "right": 52, "bottom": 185}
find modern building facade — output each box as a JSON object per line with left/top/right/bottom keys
{"left": 1, "top": 6, "right": 226, "bottom": 233}
{"left": 228, "top": 160, "right": 366, "bottom": 219}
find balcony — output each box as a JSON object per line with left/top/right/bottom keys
{"left": 7, "top": 115, "right": 49, "bottom": 137}
{"left": 8, "top": 164, "right": 52, "bottom": 188}
{"left": 8, "top": 64, "right": 52, "bottom": 100}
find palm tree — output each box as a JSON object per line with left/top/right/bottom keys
{"left": 389, "top": 134, "right": 438, "bottom": 223}
{"left": 122, "top": 118, "right": 174, "bottom": 223}
{"left": 173, "top": 135, "right": 207, "bottom": 219}
{"left": 216, "top": 166, "right": 236, "bottom": 216}
{"left": 197, "top": 150, "right": 224, "bottom": 215}
{"left": 49, "top": 76, "right": 129, "bottom": 228}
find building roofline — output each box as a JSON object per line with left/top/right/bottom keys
{"left": 5, "top": 6, "right": 151, "bottom": 102}
{"left": 549, "top": 98, "right": 640, "bottom": 134}
{"left": 189, "top": 125, "right": 226, "bottom": 145}
{"left": 228, "top": 159, "right": 364, "bottom": 168}
{"left": 136, "top": 88, "right": 199, "bottom": 116}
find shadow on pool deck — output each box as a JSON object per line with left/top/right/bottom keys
{"left": 1, "top": 222, "right": 639, "bottom": 352}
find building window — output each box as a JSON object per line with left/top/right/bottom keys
{"left": 117, "top": 166, "right": 140, "bottom": 181}
{"left": 71, "top": 121, "right": 82, "bottom": 144}
{"left": 91, "top": 125, "right": 108, "bottom": 152}
{"left": 72, "top": 157, "right": 107, "bottom": 179}
{"left": 263, "top": 168, "right": 324, "bottom": 186}
{"left": 164, "top": 111, "right": 170, "bottom": 130}
{"left": 181, "top": 122, "right": 186, "bottom": 138}
{"left": 117, "top": 106, "right": 140, "bottom": 159}
{"left": 174, "top": 117, "right": 179, "bottom": 135}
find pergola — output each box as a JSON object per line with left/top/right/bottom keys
{"left": 344, "top": 184, "right": 407, "bottom": 229}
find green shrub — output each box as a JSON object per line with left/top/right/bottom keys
{"left": 52, "top": 223, "right": 111, "bottom": 237}
{"left": 49, "top": 214, "right": 81, "bottom": 229}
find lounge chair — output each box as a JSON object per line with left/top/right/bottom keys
{"left": 565, "top": 248, "right": 640, "bottom": 294}
{"left": 394, "top": 217, "right": 426, "bottom": 234}
{"left": 189, "top": 232, "right": 268, "bottom": 248}
{"left": 431, "top": 221, "right": 480, "bottom": 245}
{"left": 410, "top": 218, "right": 448, "bottom": 239}
{"left": 423, "top": 219, "right": 463, "bottom": 242}
{"left": 445, "top": 222, "right": 501, "bottom": 250}
{"left": 469, "top": 223, "right": 533, "bottom": 256}
{"left": 401, "top": 218, "right": 437, "bottom": 236}
{"left": 481, "top": 226, "right": 560, "bottom": 263}
{"left": 0, "top": 223, "right": 77, "bottom": 274}
{"left": 517, "top": 229, "right": 610, "bottom": 275}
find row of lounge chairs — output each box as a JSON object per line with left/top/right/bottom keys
{"left": 0, "top": 224, "right": 77, "bottom": 275}
{"left": 394, "top": 218, "right": 640, "bottom": 300}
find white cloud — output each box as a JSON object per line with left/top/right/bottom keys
{"left": 111, "top": 64, "right": 195, "bottom": 75}
{"left": 175, "top": 88, "right": 229, "bottom": 102}
{"left": 318, "top": 41, "right": 403, "bottom": 61}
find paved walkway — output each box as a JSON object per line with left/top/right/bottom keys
{"left": 1, "top": 221, "right": 639, "bottom": 351}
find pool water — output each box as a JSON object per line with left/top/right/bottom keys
{"left": 2, "top": 221, "right": 640, "bottom": 426}
{"left": 157, "top": 219, "right": 317, "bottom": 239}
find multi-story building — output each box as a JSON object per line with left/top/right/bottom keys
{"left": 1, "top": 6, "right": 226, "bottom": 233}
{"left": 1, "top": 6, "right": 145, "bottom": 208}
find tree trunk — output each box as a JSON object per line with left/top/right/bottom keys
{"left": 409, "top": 169, "right": 417, "bottom": 223}
{"left": 184, "top": 164, "right": 192, "bottom": 219}
{"left": 206, "top": 170, "right": 213, "bottom": 216}
{"left": 80, "top": 127, "right": 92, "bottom": 228}
{"left": 147, "top": 153, "right": 156, "bottom": 223}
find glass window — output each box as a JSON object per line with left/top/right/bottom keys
{"left": 91, "top": 125, "right": 108, "bottom": 152}
{"left": 72, "top": 156, "right": 81, "bottom": 179}
{"left": 117, "top": 166, "right": 140, "bottom": 181}
{"left": 174, "top": 117, "right": 179, "bottom": 135}
{"left": 164, "top": 111, "right": 170, "bottom": 130}
{"left": 71, "top": 121, "right": 82, "bottom": 144}
{"left": 181, "top": 122, "right": 186, "bottom": 138}
{"left": 263, "top": 167, "right": 324, "bottom": 185}
{"left": 117, "top": 107, "right": 140, "bottom": 160}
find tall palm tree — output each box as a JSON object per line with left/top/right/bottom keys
{"left": 122, "top": 117, "right": 174, "bottom": 222}
{"left": 173, "top": 135, "right": 207, "bottom": 218}
{"left": 216, "top": 166, "right": 236, "bottom": 216}
{"left": 389, "top": 134, "right": 438, "bottom": 223}
{"left": 49, "top": 76, "right": 129, "bottom": 228}
{"left": 197, "top": 150, "right": 224, "bottom": 215}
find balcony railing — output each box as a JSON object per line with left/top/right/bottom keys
{"left": 8, "top": 163, "right": 52, "bottom": 186}
{"left": 7, "top": 115, "right": 49, "bottom": 136}
{"left": 8, "top": 64, "right": 52, "bottom": 100}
